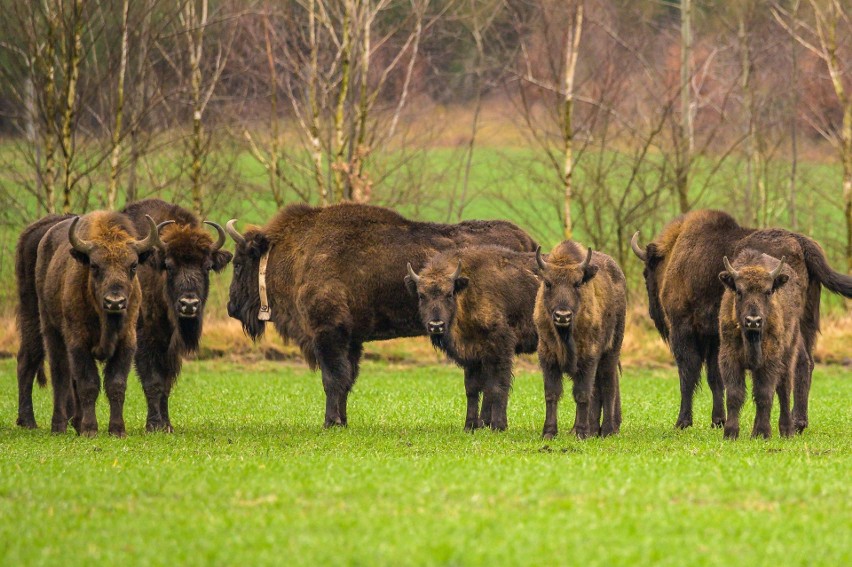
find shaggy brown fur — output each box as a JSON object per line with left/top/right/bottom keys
{"left": 14, "top": 214, "right": 73, "bottom": 428}
{"left": 535, "top": 241, "right": 626, "bottom": 439}
{"left": 632, "top": 210, "right": 851, "bottom": 431}
{"left": 123, "top": 199, "right": 231, "bottom": 432}
{"left": 227, "top": 202, "right": 537, "bottom": 428}
{"left": 718, "top": 250, "right": 805, "bottom": 439}
{"left": 405, "top": 246, "right": 539, "bottom": 431}
{"left": 35, "top": 211, "right": 155, "bottom": 437}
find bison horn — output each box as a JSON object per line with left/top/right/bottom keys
{"left": 226, "top": 219, "right": 246, "bottom": 245}
{"left": 579, "top": 247, "right": 593, "bottom": 271}
{"left": 535, "top": 246, "right": 548, "bottom": 270}
{"left": 133, "top": 215, "right": 162, "bottom": 253}
{"left": 630, "top": 231, "right": 647, "bottom": 261}
{"left": 204, "top": 220, "right": 226, "bottom": 251}
{"left": 406, "top": 262, "right": 420, "bottom": 284}
{"left": 68, "top": 216, "right": 94, "bottom": 254}
{"left": 155, "top": 220, "right": 176, "bottom": 250}
{"left": 450, "top": 260, "right": 462, "bottom": 280}
{"left": 722, "top": 256, "right": 739, "bottom": 279}
{"left": 769, "top": 255, "right": 786, "bottom": 279}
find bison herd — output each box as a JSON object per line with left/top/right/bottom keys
{"left": 13, "top": 200, "right": 852, "bottom": 440}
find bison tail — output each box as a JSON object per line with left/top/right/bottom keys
{"left": 36, "top": 366, "right": 47, "bottom": 388}
{"left": 797, "top": 235, "right": 852, "bottom": 297}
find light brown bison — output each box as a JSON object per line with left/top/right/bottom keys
{"left": 535, "top": 242, "right": 626, "bottom": 439}
{"left": 632, "top": 210, "right": 852, "bottom": 431}
{"left": 226, "top": 202, "right": 537, "bottom": 428}
{"left": 718, "top": 251, "right": 805, "bottom": 439}
{"left": 404, "top": 246, "right": 539, "bottom": 431}
{"left": 123, "top": 199, "right": 231, "bottom": 432}
{"left": 35, "top": 211, "right": 159, "bottom": 437}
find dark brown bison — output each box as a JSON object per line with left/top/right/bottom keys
{"left": 631, "top": 210, "right": 852, "bottom": 431}
{"left": 534, "top": 242, "right": 626, "bottom": 439}
{"left": 35, "top": 211, "right": 159, "bottom": 437}
{"left": 225, "top": 202, "right": 537, "bottom": 428}
{"left": 404, "top": 246, "right": 539, "bottom": 431}
{"left": 15, "top": 214, "right": 73, "bottom": 428}
{"left": 718, "top": 251, "right": 805, "bottom": 439}
{"left": 122, "top": 199, "right": 232, "bottom": 432}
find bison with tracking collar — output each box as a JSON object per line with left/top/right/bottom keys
{"left": 718, "top": 251, "right": 805, "bottom": 439}
{"left": 225, "top": 202, "right": 537, "bottom": 428}
{"left": 34, "top": 211, "right": 159, "bottom": 437}
{"left": 404, "top": 246, "right": 539, "bottom": 431}
{"left": 535, "top": 242, "right": 626, "bottom": 439}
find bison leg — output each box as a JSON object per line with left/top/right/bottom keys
{"left": 336, "top": 342, "right": 363, "bottom": 427}
{"left": 540, "top": 359, "right": 562, "bottom": 439}
{"left": 776, "top": 365, "right": 794, "bottom": 438}
{"left": 750, "top": 369, "right": 776, "bottom": 440}
{"left": 484, "top": 359, "right": 512, "bottom": 431}
{"left": 15, "top": 339, "right": 44, "bottom": 429}
{"left": 671, "top": 329, "right": 703, "bottom": 429}
{"left": 720, "top": 351, "right": 744, "bottom": 440}
{"left": 136, "top": 348, "right": 174, "bottom": 433}
{"left": 43, "top": 326, "right": 72, "bottom": 434}
{"left": 103, "top": 344, "right": 133, "bottom": 438}
{"left": 571, "top": 358, "right": 599, "bottom": 440}
{"left": 68, "top": 346, "right": 100, "bottom": 438}
{"left": 315, "top": 332, "right": 352, "bottom": 428}
{"left": 704, "top": 336, "right": 726, "bottom": 429}
{"left": 597, "top": 352, "right": 620, "bottom": 437}
{"left": 792, "top": 343, "right": 813, "bottom": 434}
{"left": 463, "top": 364, "right": 484, "bottom": 431}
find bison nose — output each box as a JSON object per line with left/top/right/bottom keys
{"left": 427, "top": 320, "right": 445, "bottom": 335}
{"left": 552, "top": 310, "right": 573, "bottom": 327}
{"left": 178, "top": 296, "right": 201, "bottom": 317}
{"left": 227, "top": 302, "right": 237, "bottom": 318}
{"left": 744, "top": 315, "right": 763, "bottom": 330}
{"left": 103, "top": 294, "right": 127, "bottom": 312}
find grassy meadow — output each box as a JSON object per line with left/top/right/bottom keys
{"left": 0, "top": 358, "right": 849, "bottom": 565}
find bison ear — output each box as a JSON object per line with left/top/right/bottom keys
{"left": 772, "top": 273, "right": 789, "bottom": 293}
{"left": 247, "top": 233, "right": 270, "bottom": 259}
{"left": 212, "top": 250, "right": 233, "bottom": 273}
{"left": 454, "top": 277, "right": 469, "bottom": 293}
{"left": 403, "top": 275, "right": 418, "bottom": 296}
{"left": 70, "top": 249, "right": 90, "bottom": 266}
{"left": 581, "top": 265, "right": 598, "bottom": 284}
{"left": 719, "top": 271, "right": 736, "bottom": 291}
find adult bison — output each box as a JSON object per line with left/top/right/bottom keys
{"left": 35, "top": 211, "right": 160, "bottom": 436}
{"left": 225, "top": 202, "right": 537, "bottom": 428}
{"left": 404, "top": 246, "right": 539, "bottom": 431}
{"left": 15, "top": 214, "right": 73, "bottom": 428}
{"left": 718, "top": 251, "right": 805, "bottom": 440}
{"left": 122, "top": 199, "right": 232, "bottom": 432}
{"left": 535, "top": 243, "right": 626, "bottom": 439}
{"left": 631, "top": 210, "right": 852, "bottom": 431}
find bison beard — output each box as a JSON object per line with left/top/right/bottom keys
{"left": 177, "top": 317, "right": 202, "bottom": 352}
{"left": 744, "top": 330, "right": 763, "bottom": 369}
{"left": 556, "top": 326, "right": 579, "bottom": 376}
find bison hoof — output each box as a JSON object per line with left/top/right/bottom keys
{"left": 711, "top": 417, "right": 725, "bottom": 429}
{"left": 146, "top": 421, "right": 174, "bottom": 433}
{"left": 750, "top": 428, "right": 770, "bottom": 440}
{"left": 489, "top": 422, "right": 507, "bottom": 432}
{"left": 779, "top": 425, "right": 795, "bottom": 438}
{"left": 542, "top": 430, "right": 557, "bottom": 440}
{"left": 675, "top": 417, "right": 693, "bottom": 429}
{"left": 51, "top": 422, "right": 68, "bottom": 434}
{"left": 79, "top": 429, "right": 98, "bottom": 438}
{"left": 16, "top": 417, "right": 37, "bottom": 429}
{"left": 464, "top": 419, "right": 482, "bottom": 432}
{"left": 794, "top": 419, "right": 808, "bottom": 434}
{"left": 323, "top": 417, "right": 345, "bottom": 428}
{"left": 109, "top": 428, "right": 127, "bottom": 438}
{"left": 723, "top": 426, "right": 739, "bottom": 440}
{"left": 600, "top": 424, "right": 618, "bottom": 437}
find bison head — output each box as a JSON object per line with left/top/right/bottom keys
{"left": 225, "top": 219, "right": 269, "bottom": 340}
{"left": 69, "top": 214, "right": 159, "bottom": 316}
{"left": 404, "top": 260, "right": 468, "bottom": 341}
{"left": 719, "top": 253, "right": 789, "bottom": 366}
{"left": 536, "top": 245, "right": 598, "bottom": 335}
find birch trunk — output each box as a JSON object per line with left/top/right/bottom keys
{"left": 562, "top": 2, "right": 583, "bottom": 240}
{"left": 60, "top": 0, "right": 84, "bottom": 214}
{"left": 107, "top": 0, "right": 130, "bottom": 210}
{"left": 676, "top": 0, "right": 693, "bottom": 214}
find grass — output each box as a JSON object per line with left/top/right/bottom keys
{"left": 0, "top": 356, "right": 849, "bottom": 566}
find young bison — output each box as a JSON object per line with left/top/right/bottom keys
{"left": 534, "top": 242, "right": 626, "bottom": 439}
{"left": 35, "top": 212, "right": 160, "bottom": 437}
{"left": 404, "top": 246, "right": 539, "bottom": 431}
{"left": 718, "top": 251, "right": 805, "bottom": 440}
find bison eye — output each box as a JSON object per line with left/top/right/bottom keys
{"left": 417, "top": 293, "right": 426, "bottom": 302}
{"left": 129, "top": 262, "right": 138, "bottom": 276}
{"left": 234, "top": 264, "right": 242, "bottom": 276}
{"left": 574, "top": 281, "right": 582, "bottom": 289}
{"left": 544, "top": 281, "right": 552, "bottom": 290}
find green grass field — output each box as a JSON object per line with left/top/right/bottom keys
{"left": 0, "top": 357, "right": 849, "bottom": 566}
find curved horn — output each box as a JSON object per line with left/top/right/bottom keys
{"left": 535, "top": 246, "right": 548, "bottom": 270}
{"left": 450, "top": 260, "right": 462, "bottom": 280}
{"left": 204, "top": 220, "right": 226, "bottom": 251}
{"left": 769, "top": 255, "right": 786, "bottom": 279}
{"left": 630, "top": 231, "right": 647, "bottom": 261}
{"left": 154, "top": 220, "right": 175, "bottom": 250}
{"left": 579, "top": 247, "right": 593, "bottom": 271}
{"left": 722, "top": 256, "right": 739, "bottom": 279}
{"left": 406, "top": 262, "right": 420, "bottom": 284}
{"left": 132, "top": 214, "right": 162, "bottom": 253}
{"left": 68, "top": 216, "right": 94, "bottom": 254}
{"left": 226, "top": 219, "right": 245, "bottom": 245}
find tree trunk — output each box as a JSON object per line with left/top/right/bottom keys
{"left": 562, "top": 2, "right": 583, "bottom": 240}
{"left": 60, "top": 0, "right": 84, "bottom": 214}
{"left": 677, "top": 0, "right": 693, "bottom": 214}
{"left": 332, "top": 2, "right": 353, "bottom": 202}
{"left": 107, "top": 0, "right": 130, "bottom": 210}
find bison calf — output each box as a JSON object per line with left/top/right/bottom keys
{"left": 534, "top": 242, "right": 626, "bottom": 439}
{"left": 35, "top": 212, "right": 159, "bottom": 437}
{"left": 405, "top": 246, "right": 539, "bottom": 431}
{"left": 718, "top": 251, "right": 804, "bottom": 440}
